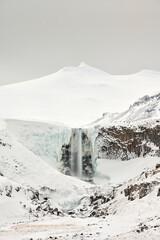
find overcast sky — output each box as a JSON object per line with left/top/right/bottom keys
{"left": 0, "top": 0, "right": 160, "bottom": 84}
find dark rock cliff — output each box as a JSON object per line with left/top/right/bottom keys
{"left": 95, "top": 124, "right": 160, "bottom": 160}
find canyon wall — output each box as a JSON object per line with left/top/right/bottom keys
{"left": 95, "top": 124, "right": 160, "bottom": 160}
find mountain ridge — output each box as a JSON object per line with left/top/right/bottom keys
{"left": 0, "top": 64, "right": 159, "bottom": 126}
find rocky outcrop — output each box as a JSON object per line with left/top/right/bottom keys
{"left": 81, "top": 131, "right": 95, "bottom": 178}
{"left": 157, "top": 188, "right": 160, "bottom": 197}
{"left": 96, "top": 124, "right": 160, "bottom": 160}
{"left": 60, "top": 143, "right": 71, "bottom": 175}
{"left": 124, "top": 181, "right": 159, "bottom": 201}
{"left": 123, "top": 164, "right": 160, "bottom": 201}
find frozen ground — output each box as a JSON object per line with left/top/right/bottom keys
{"left": 1, "top": 215, "right": 159, "bottom": 240}
{"left": 94, "top": 157, "right": 160, "bottom": 186}
{"left": 1, "top": 161, "right": 160, "bottom": 240}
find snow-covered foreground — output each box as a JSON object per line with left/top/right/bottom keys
{"left": 1, "top": 214, "right": 159, "bottom": 240}
{"left": 0, "top": 117, "right": 160, "bottom": 239}
{"left": 1, "top": 160, "right": 160, "bottom": 240}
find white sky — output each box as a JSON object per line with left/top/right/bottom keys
{"left": 0, "top": 0, "right": 160, "bottom": 84}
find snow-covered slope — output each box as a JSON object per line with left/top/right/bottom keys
{"left": 90, "top": 92, "right": 160, "bottom": 127}
{"left": 1, "top": 156, "right": 160, "bottom": 239}
{"left": 113, "top": 93, "right": 160, "bottom": 124}
{"left": 0, "top": 119, "right": 93, "bottom": 225}
{"left": 6, "top": 119, "right": 71, "bottom": 168}
{"left": 0, "top": 64, "right": 159, "bottom": 126}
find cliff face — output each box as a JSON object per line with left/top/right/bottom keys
{"left": 96, "top": 124, "right": 160, "bottom": 160}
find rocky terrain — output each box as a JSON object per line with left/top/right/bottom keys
{"left": 95, "top": 93, "right": 160, "bottom": 161}
{"left": 96, "top": 124, "right": 160, "bottom": 160}
{"left": 0, "top": 160, "right": 159, "bottom": 240}
{"left": 0, "top": 91, "right": 160, "bottom": 239}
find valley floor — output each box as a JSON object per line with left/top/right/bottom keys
{"left": 1, "top": 215, "right": 160, "bottom": 240}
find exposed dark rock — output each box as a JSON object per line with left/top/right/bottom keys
{"left": 124, "top": 181, "right": 160, "bottom": 201}
{"left": 68, "top": 211, "right": 75, "bottom": 215}
{"left": 87, "top": 190, "right": 115, "bottom": 217}
{"left": 157, "top": 188, "right": 160, "bottom": 197}
{"left": 60, "top": 143, "right": 71, "bottom": 175}
{"left": 28, "top": 189, "right": 39, "bottom": 200}
{"left": 96, "top": 125, "right": 160, "bottom": 160}
{"left": 5, "top": 185, "right": 12, "bottom": 197}
{"left": 139, "top": 183, "right": 152, "bottom": 199}
{"left": 137, "top": 223, "right": 149, "bottom": 232}
{"left": 40, "top": 186, "right": 56, "bottom": 193}
{"left": 15, "top": 187, "right": 21, "bottom": 192}
{"left": 156, "top": 163, "right": 160, "bottom": 169}
{"left": 0, "top": 140, "right": 11, "bottom": 148}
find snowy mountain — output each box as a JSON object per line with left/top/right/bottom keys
{"left": 0, "top": 65, "right": 160, "bottom": 239}
{"left": 0, "top": 64, "right": 159, "bottom": 126}
{"left": 90, "top": 92, "right": 160, "bottom": 127}
{"left": 113, "top": 93, "right": 160, "bottom": 124}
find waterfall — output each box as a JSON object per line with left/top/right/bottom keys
{"left": 60, "top": 128, "right": 94, "bottom": 179}
{"left": 77, "top": 128, "right": 82, "bottom": 177}
{"left": 71, "top": 128, "right": 82, "bottom": 178}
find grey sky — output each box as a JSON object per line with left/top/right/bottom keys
{"left": 0, "top": 0, "right": 160, "bottom": 84}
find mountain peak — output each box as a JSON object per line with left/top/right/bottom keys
{"left": 60, "top": 62, "right": 109, "bottom": 77}
{"left": 79, "top": 62, "right": 91, "bottom": 68}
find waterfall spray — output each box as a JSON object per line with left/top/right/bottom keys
{"left": 71, "top": 128, "right": 82, "bottom": 177}
{"left": 77, "top": 128, "right": 82, "bottom": 177}
{"left": 61, "top": 128, "right": 94, "bottom": 179}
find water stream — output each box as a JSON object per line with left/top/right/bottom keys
{"left": 71, "top": 128, "right": 82, "bottom": 177}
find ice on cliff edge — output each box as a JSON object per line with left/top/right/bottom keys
{"left": 5, "top": 92, "right": 160, "bottom": 178}
{"left": 6, "top": 119, "right": 72, "bottom": 168}
{"left": 6, "top": 119, "right": 98, "bottom": 178}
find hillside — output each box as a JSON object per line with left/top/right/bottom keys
{"left": 113, "top": 93, "right": 160, "bottom": 124}
{"left": 0, "top": 65, "right": 159, "bottom": 126}
{"left": 0, "top": 119, "right": 94, "bottom": 226}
